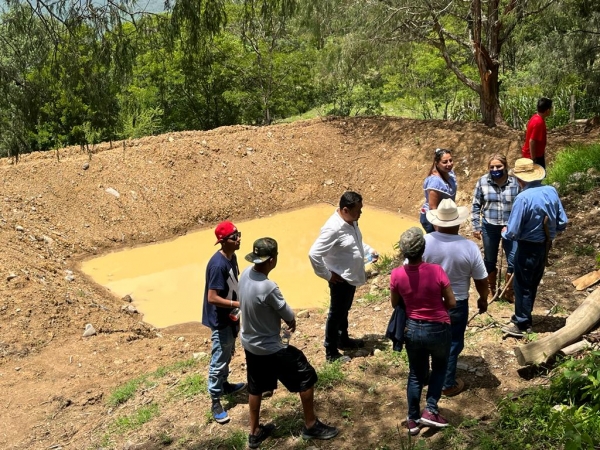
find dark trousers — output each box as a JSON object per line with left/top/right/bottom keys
{"left": 512, "top": 241, "right": 547, "bottom": 330}
{"left": 533, "top": 155, "right": 546, "bottom": 169}
{"left": 325, "top": 280, "right": 356, "bottom": 355}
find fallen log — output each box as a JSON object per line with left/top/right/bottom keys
{"left": 558, "top": 339, "right": 590, "bottom": 357}
{"left": 572, "top": 269, "right": 600, "bottom": 291}
{"left": 514, "top": 288, "right": 600, "bottom": 366}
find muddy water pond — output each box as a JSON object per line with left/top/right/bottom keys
{"left": 80, "top": 204, "right": 418, "bottom": 328}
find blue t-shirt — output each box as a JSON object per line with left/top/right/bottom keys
{"left": 202, "top": 251, "right": 239, "bottom": 330}
{"left": 421, "top": 171, "right": 457, "bottom": 213}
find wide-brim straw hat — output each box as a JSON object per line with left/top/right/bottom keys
{"left": 509, "top": 158, "right": 546, "bottom": 182}
{"left": 426, "top": 198, "right": 469, "bottom": 227}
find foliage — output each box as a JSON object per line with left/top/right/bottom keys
{"left": 108, "top": 358, "right": 199, "bottom": 406}
{"left": 316, "top": 360, "right": 346, "bottom": 389}
{"left": 464, "top": 352, "right": 600, "bottom": 450}
{"left": 545, "top": 143, "right": 600, "bottom": 194}
{"left": 112, "top": 404, "right": 160, "bottom": 433}
{"left": 176, "top": 374, "right": 207, "bottom": 398}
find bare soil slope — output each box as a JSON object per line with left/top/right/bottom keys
{"left": 1, "top": 116, "right": 599, "bottom": 449}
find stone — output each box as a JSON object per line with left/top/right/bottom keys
{"left": 324, "top": 179, "right": 334, "bottom": 186}
{"left": 65, "top": 275, "right": 75, "bottom": 282}
{"left": 122, "top": 294, "right": 133, "bottom": 303}
{"left": 373, "top": 349, "right": 382, "bottom": 356}
{"left": 177, "top": 336, "right": 185, "bottom": 342}
{"left": 15, "top": 225, "right": 24, "bottom": 232}
{"left": 457, "top": 362, "right": 470, "bottom": 371}
{"left": 545, "top": 271, "right": 556, "bottom": 276}
{"left": 83, "top": 323, "right": 97, "bottom": 337}
{"left": 121, "top": 304, "right": 138, "bottom": 314}
{"left": 193, "top": 352, "right": 208, "bottom": 359}
{"left": 296, "top": 310, "right": 310, "bottom": 319}
{"left": 373, "top": 306, "right": 381, "bottom": 311}
{"left": 105, "top": 187, "right": 120, "bottom": 198}
{"left": 7, "top": 273, "right": 17, "bottom": 281}
{"left": 82, "top": 162, "right": 90, "bottom": 170}
{"left": 42, "top": 235, "right": 54, "bottom": 245}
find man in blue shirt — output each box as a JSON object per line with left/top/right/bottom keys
{"left": 501, "top": 159, "right": 568, "bottom": 338}
{"left": 203, "top": 221, "right": 247, "bottom": 423}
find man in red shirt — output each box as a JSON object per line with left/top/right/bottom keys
{"left": 522, "top": 97, "right": 553, "bottom": 169}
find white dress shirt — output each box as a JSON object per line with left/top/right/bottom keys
{"left": 308, "top": 209, "right": 373, "bottom": 287}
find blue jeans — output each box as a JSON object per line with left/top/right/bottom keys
{"left": 512, "top": 241, "right": 547, "bottom": 329}
{"left": 444, "top": 299, "right": 468, "bottom": 389}
{"left": 481, "top": 221, "right": 516, "bottom": 274}
{"left": 208, "top": 326, "right": 236, "bottom": 400}
{"left": 405, "top": 319, "right": 451, "bottom": 420}
{"left": 420, "top": 213, "right": 435, "bottom": 234}
{"left": 325, "top": 280, "right": 356, "bottom": 355}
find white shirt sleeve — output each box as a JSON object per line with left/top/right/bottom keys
{"left": 308, "top": 225, "right": 337, "bottom": 281}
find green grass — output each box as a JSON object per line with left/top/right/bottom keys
{"left": 112, "top": 404, "right": 160, "bottom": 433}
{"left": 316, "top": 361, "right": 346, "bottom": 389}
{"left": 574, "top": 244, "right": 595, "bottom": 256}
{"left": 373, "top": 253, "right": 399, "bottom": 274}
{"left": 545, "top": 143, "right": 600, "bottom": 194}
{"left": 176, "top": 374, "right": 207, "bottom": 398}
{"left": 107, "top": 357, "right": 200, "bottom": 407}
{"left": 362, "top": 288, "right": 390, "bottom": 305}
{"left": 107, "top": 379, "right": 145, "bottom": 407}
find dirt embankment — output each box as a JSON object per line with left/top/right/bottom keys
{"left": 0, "top": 116, "right": 598, "bottom": 449}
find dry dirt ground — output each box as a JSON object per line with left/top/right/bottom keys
{"left": 1, "top": 116, "right": 599, "bottom": 450}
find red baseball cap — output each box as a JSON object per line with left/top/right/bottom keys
{"left": 214, "top": 221, "right": 237, "bottom": 245}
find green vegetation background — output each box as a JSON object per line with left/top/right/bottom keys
{"left": 1, "top": 0, "right": 599, "bottom": 157}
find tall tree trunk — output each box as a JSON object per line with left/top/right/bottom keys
{"left": 476, "top": 52, "right": 502, "bottom": 127}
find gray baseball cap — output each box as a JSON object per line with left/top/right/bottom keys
{"left": 399, "top": 227, "right": 425, "bottom": 258}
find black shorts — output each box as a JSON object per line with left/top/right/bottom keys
{"left": 244, "top": 345, "right": 318, "bottom": 396}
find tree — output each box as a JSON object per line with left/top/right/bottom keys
{"left": 361, "top": 0, "right": 556, "bottom": 126}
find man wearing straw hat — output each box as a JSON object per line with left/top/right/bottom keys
{"left": 501, "top": 158, "right": 568, "bottom": 338}
{"left": 423, "top": 199, "right": 489, "bottom": 397}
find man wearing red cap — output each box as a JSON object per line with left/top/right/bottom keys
{"left": 202, "top": 221, "right": 247, "bottom": 424}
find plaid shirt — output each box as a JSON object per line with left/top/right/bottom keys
{"left": 471, "top": 174, "right": 521, "bottom": 230}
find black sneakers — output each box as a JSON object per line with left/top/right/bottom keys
{"left": 223, "top": 381, "right": 247, "bottom": 395}
{"left": 326, "top": 353, "right": 351, "bottom": 363}
{"left": 301, "top": 418, "right": 339, "bottom": 440}
{"left": 339, "top": 338, "right": 365, "bottom": 350}
{"left": 248, "top": 423, "right": 276, "bottom": 449}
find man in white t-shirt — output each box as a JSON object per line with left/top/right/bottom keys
{"left": 424, "top": 199, "right": 489, "bottom": 397}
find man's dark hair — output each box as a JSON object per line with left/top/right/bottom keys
{"left": 339, "top": 191, "right": 362, "bottom": 209}
{"left": 537, "top": 98, "right": 553, "bottom": 113}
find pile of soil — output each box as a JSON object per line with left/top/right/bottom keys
{"left": 1, "top": 116, "right": 599, "bottom": 449}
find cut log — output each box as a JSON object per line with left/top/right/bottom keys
{"left": 514, "top": 288, "right": 600, "bottom": 366}
{"left": 559, "top": 339, "right": 590, "bottom": 357}
{"left": 572, "top": 269, "right": 600, "bottom": 291}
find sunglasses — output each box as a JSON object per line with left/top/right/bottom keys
{"left": 225, "top": 231, "right": 242, "bottom": 241}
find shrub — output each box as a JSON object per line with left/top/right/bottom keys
{"left": 545, "top": 143, "right": 600, "bottom": 194}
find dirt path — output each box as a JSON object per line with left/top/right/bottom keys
{"left": 1, "top": 116, "right": 599, "bottom": 449}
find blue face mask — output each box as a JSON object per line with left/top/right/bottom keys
{"left": 490, "top": 169, "right": 504, "bottom": 179}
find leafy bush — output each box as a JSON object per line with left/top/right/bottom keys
{"left": 545, "top": 143, "right": 600, "bottom": 194}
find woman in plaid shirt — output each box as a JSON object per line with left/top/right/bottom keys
{"left": 471, "top": 154, "right": 521, "bottom": 301}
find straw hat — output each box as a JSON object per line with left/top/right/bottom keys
{"left": 426, "top": 199, "right": 469, "bottom": 227}
{"left": 509, "top": 158, "right": 546, "bottom": 182}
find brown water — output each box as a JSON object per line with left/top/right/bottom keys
{"left": 80, "top": 205, "right": 418, "bottom": 328}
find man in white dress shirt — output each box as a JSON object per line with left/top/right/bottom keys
{"left": 309, "top": 191, "right": 378, "bottom": 363}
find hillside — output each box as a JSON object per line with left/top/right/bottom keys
{"left": 1, "top": 116, "right": 599, "bottom": 449}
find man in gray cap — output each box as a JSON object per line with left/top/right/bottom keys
{"left": 239, "top": 238, "right": 339, "bottom": 448}
{"left": 423, "top": 199, "right": 488, "bottom": 397}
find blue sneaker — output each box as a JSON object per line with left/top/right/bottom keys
{"left": 211, "top": 400, "right": 230, "bottom": 424}
{"left": 223, "top": 381, "right": 247, "bottom": 395}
